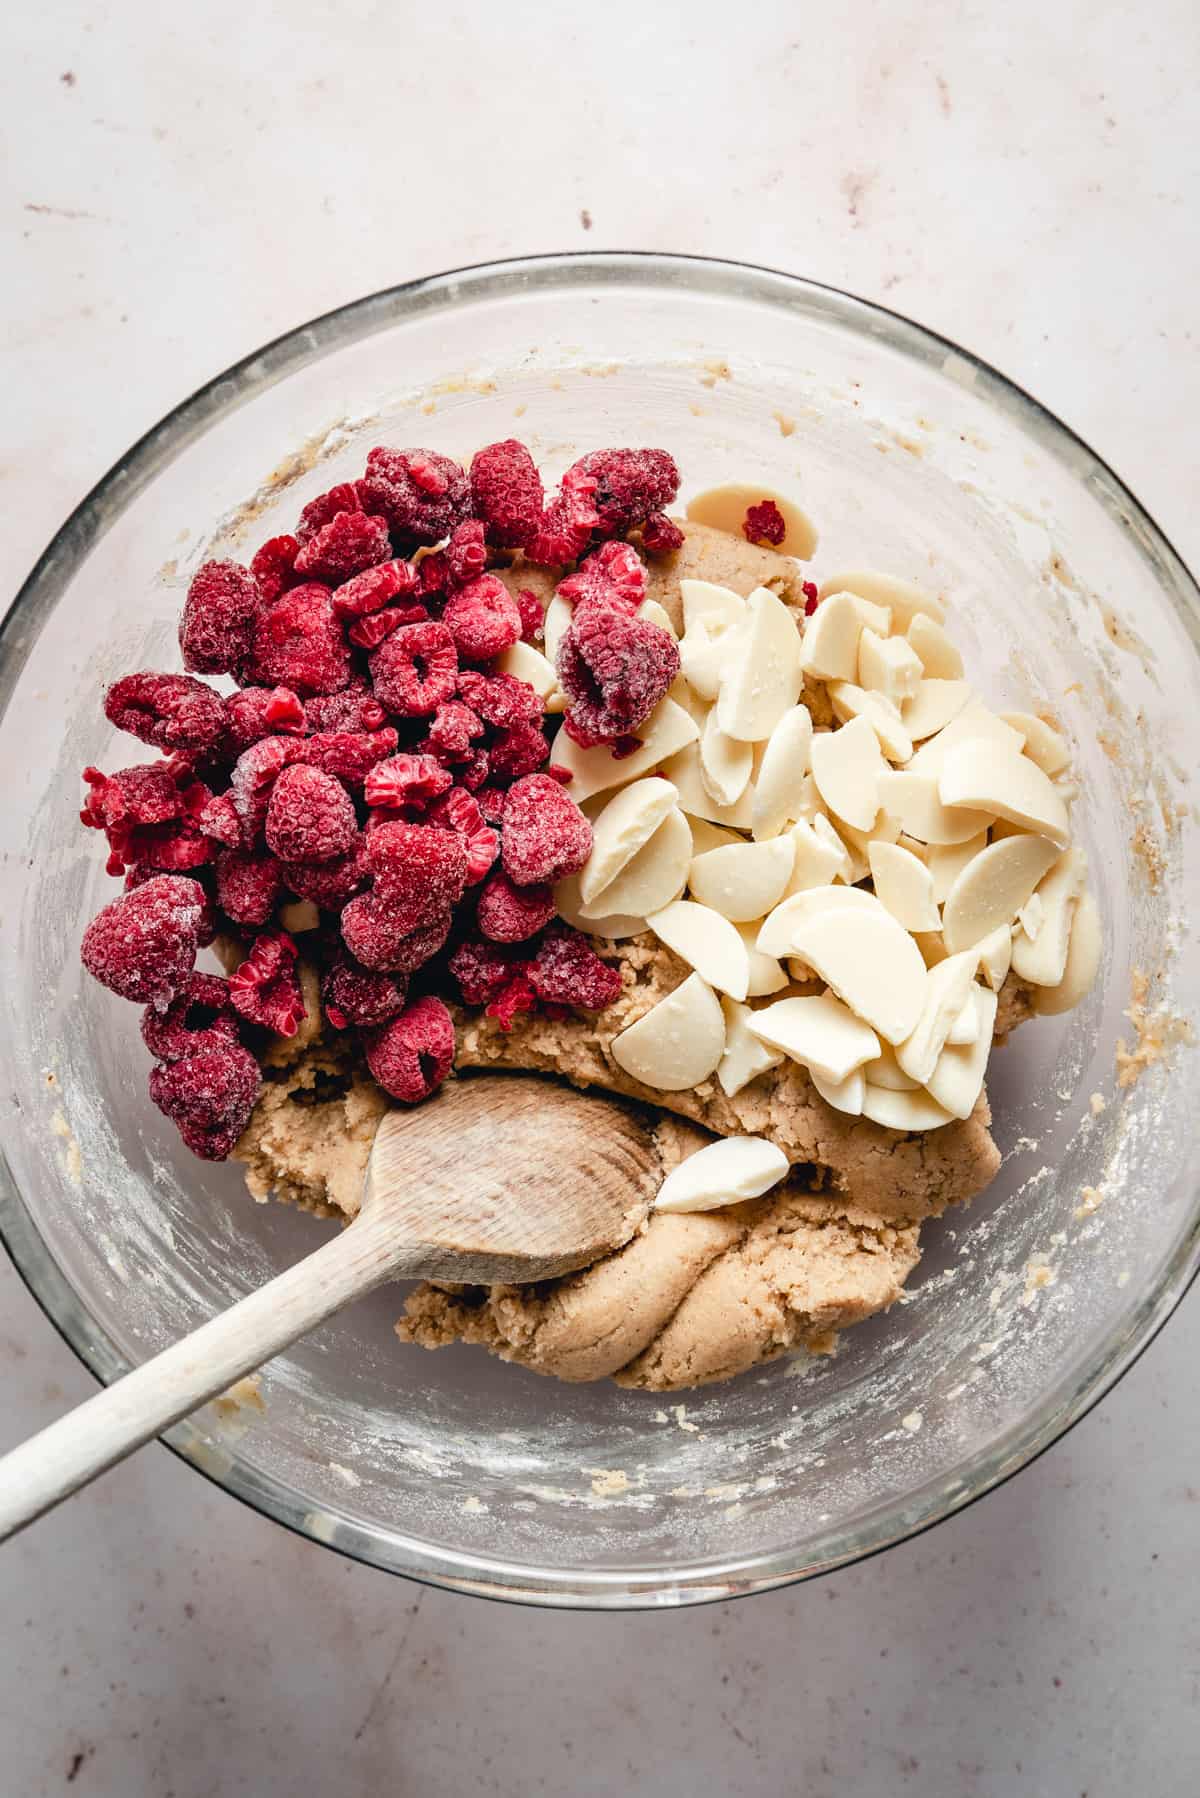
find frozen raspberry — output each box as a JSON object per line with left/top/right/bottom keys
{"left": 148, "top": 1042, "right": 261, "bottom": 1160}
{"left": 141, "top": 974, "right": 239, "bottom": 1063}
{"left": 295, "top": 483, "right": 362, "bottom": 546}
{"left": 487, "top": 970, "right": 538, "bottom": 1031}
{"left": 298, "top": 728, "right": 398, "bottom": 790}
{"left": 364, "top": 753, "right": 453, "bottom": 811}
{"left": 474, "top": 785, "right": 508, "bottom": 826}
{"left": 370, "top": 621, "right": 458, "bottom": 717}
{"left": 641, "top": 511, "right": 685, "bottom": 556}
{"left": 426, "top": 786, "right": 498, "bottom": 883}
{"left": 331, "top": 558, "right": 420, "bottom": 620}
{"left": 743, "top": 499, "right": 785, "bottom": 547}
{"left": 443, "top": 576, "right": 522, "bottom": 662}
{"left": 122, "top": 819, "right": 212, "bottom": 876}
{"left": 105, "top": 672, "right": 228, "bottom": 757}
{"left": 179, "top": 561, "right": 261, "bottom": 675}
{"left": 321, "top": 952, "right": 408, "bottom": 1031}
{"left": 250, "top": 535, "right": 300, "bottom": 604}
{"left": 293, "top": 508, "right": 391, "bottom": 585}
{"left": 529, "top": 924, "right": 622, "bottom": 1010}
{"left": 447, "top": 937, "right": 525, "bottom": 1006}
{"left": 229, "top": 736, "right": 303, "bottom": 837}
{"left": 248, "top": 583, "right": 351, "bottom": 696}
{"left": 545, "top": 764, "right": 574, "bottom": 785}
{"left": 501, "top": 774, "right": 592, "bottom": 887}
{"left": 81, "top": 764, "right": 181, "bottom": 835}
{"left": 445, "top": 519, "right": 487, "bottom": 587}
{"left": 456, "top": 669, "right": 543, "bottom": 730}
{"left": 229, "top": 929, "right": 306, "bottom": 1036}
{"left": 424, "top": 700, "right": 484, "bottom": 762}
{"left": 514, "top": 588, "right": 545, "bottom": 643}
{"left": 362, "top": 996, "right": 455, "bottom": 1104}
{"left": 304, "top": 684, "right": 387, "bottom": 733}
{"left": 526, "top": 465, "right": 600, "bottom": 566}
{"left": 341, "top": 894, "right": 451, "bottom": 973}
{"left": 417, "top": 551, "right": 449, "bottom": 601}
{"left": 264, "top": 764, "right": 356, "bottom": 865}
{"left": 224, "top": 686, "right": 307, "bottom": 754}
{"left": 81, "top": 874, "right": 206, "bottom": 1006}
{"left": 458, "top": 748, "right": 491, "bottom": 790}
{"left": 347, "top": 604, "right": 428, "bottom": 650}
{"left": 802, "top": 580, "right": 819, "bottom": 616}
{"left": 556, "top": 607, "right": 679, "bottom": 740}
{"left": 569, "top": 448, "right": 679, "bottom": 537}
{"left": 367, "top": 821, "right": 468, "bottom": 931}
{"left": 281, "top": 837, "right": 369, "bottom": 908}
{"left": 476, "top": 871, "right": 556, "bottom": 943}
{"left": 469, "top": 440, "right": 544, "bottom": 549}
{"left": 198, "top": 791, "right": 242, "bottom": 849}
{"left": 558, "top": 540, "right": 647, "bottom": 616}
{"left": 215, "top": 847, "right": 284, "bottom": 927}
{"left": 489, "top": 723, "right": 549, "bottom": 782}
{"left": 358, "top": 447, "right": 471, "bottom": 547}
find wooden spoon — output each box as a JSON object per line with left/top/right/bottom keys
{"left": 0, "top": 1076, "right": 664, "bottom": 1542}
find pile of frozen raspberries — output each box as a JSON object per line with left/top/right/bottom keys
{"left": 78, "top": 442, "right": 686, "bottom": 1159}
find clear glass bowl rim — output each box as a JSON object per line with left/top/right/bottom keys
{"left": 1, "top": 251, "right": 1197, "bottom": 1610}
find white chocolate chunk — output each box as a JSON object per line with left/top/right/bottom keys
{"left": 680, "top": 579, "right": 746, "bottom": 636}
{"left": 976, "top": 924, "right": 1013, "bottom": 991}
{"left": 689, "top": 837, "right": 794, "bottom": 922}
{"left": 861, "top": 1083, "right": 955, "bottom": 1131}
{"left": 800, "top": 593, "right": 871, "bottom": 683}
{"left": 945, "top": 995, "right": 981, "bottom": 1046}
{"left": 913, "top": 929, "right": 949, "bottom": 969}
{"left": 542, "top": 591, "right": 573, "bottom": 663}
{"left": 784, "top": 908, "right": 928, "bottom": 1044}
{"left": 927, "top": 832, "right": 989, "bottom": 903}
{"left": 868, "top": 841, "right": 940, "bottom": 932}
{"left": 580, "top": 778, "right": 680, "bottom": 905}
{"left": 679, "top": 613, "right": 744, "bottom": 701}
{"left": 1000, "top": 712, "right": 1071, "bottom": 777}
{"left": 863, "top": 1040, "right": 920, "bottom": 1091}
{"left": 686, "top": 816, "right": 744, "bottom": 856}
{"left": 661, "top": 742, "right": 756, "bottom": 828}
{"left": 746, "top": 992, "right": 881, "bottom": 1083}
{"left": 784, "top": 816, "right": 850, "bottom": 894}
{"left": 896, "top": 951, "right": 981, "bottom": 1084}
{"left": 907, "top": 700, "right": 1026, "bottom": 778}
{"left": 699, "top": 708, "right": 753, "bottom": 806}
{"left": 827, "top": 682, "right": 913, "bottom": 763}
{"left": 553, "top": 871, "right": 646, "bottom": 941}
{"left": 645, "top": 898, "right": 751, "bottom": 1001}
{"left": 756, "top": 883, "right": 887, "bottom": 957}
{"left": 718, "top": 997, "right": 785, "bottom": 1095}
{"left": 1032, "top": 889, "right": 1102, "bottom": 1014}
{"left": 907, "top": 614, "right": 964, "bottom": 679}
{"left": 832, "top": 810, "right": 900, "bottom": 885}
{"left": 735, "top": 924, "right": 789, "bottom": 997}
{"left": 818, "top": 569, "right": 945, "bottom": 631}
{"left": 878, "top": 771, "right": 993, "bottom": 845}
{"left": 551, "top": 696, "right": 699, "bottom": 802}
{"left": 810, "top": 715, "right": 886, "bottom": 831}
{"left": 1016, "top": 891, "right": 1045, "bottom": 940}
{"left": 279, "top": 899, "right": 320, "bottom": 934}
{"left": 654, "top": 1135, "right": 789, "bottom": 1214}
{"left": 810, "top": 1065, "right": 865, "bottom": 1116}
{"left": 858, "top": 629, "right": 923, "bottom": 705}
{"left": 751, "top": 705, "right": 814, "bottom": 840}
{"left": 716, "top": 587, "right": 804, "bottom": 743}
{"left": 901, "top": 679, "right": 973, "bottom": 742}
{"left": 941, "top": 833, "right": 1060, "bottom": 953}
{"left": 611, "top": 973, "right": 726, "bottom": 1091}
{"left": 938, "top": 743, "right": 1071, "bottom": 850}
{"left": 925, "top": 984, "right": 998, "bottom": 1119}
{"left": 686, "top": 484, "right": 819, "bottom": 559}
{"left": 496, "top": 639, "right": 559, "bottom": 700}
{"left": 579, "top": 807, "right": 691, "bottom": 919}
{"left": 1011, "top": 848, "right": 1087, "bottom": 985}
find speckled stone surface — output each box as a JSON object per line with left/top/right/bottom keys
{"left": 2, "top": 2, "right": 1198, "bottom": 1792}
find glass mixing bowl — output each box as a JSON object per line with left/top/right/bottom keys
{"left": 1, "top": 254, "right": 1196, "bottom": 1608}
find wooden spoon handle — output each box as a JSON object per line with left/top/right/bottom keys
{"left": 0, "top": 1210, "right": 420, "bottom": 1543}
